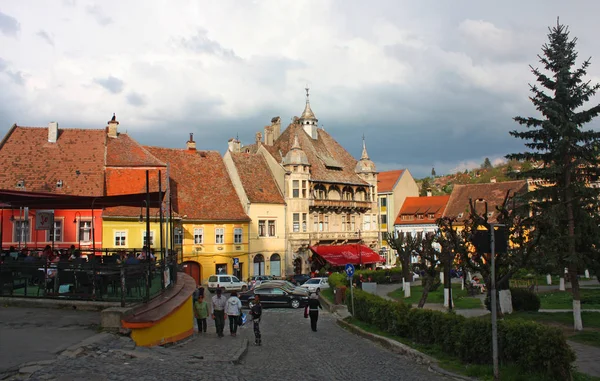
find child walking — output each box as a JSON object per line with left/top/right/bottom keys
{"left": 194, "top": 294, "right": 210, "bottom": 334}
{"left": 249, "top": 294, "right": 263, "bottom": 346}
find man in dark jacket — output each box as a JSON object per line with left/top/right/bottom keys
{"left": 308, "top": 292, "right": 323, "bottom": 332}
{"left": 249, "top": 295, "right": 262, "bottom": 346}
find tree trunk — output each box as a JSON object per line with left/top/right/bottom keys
{"left": 565, "top": 169, "right": 583, "bottom": 331}
{"left": 570, "top": 266, "right": 583, "bottom": 330}
{"left": 418, "top": 277, "right": 432, "bottom": 308}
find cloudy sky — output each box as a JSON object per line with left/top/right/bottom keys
{"left": 1, "top": 1, "right": 599, "bottom": 178}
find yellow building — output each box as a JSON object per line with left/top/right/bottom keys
{"left": 223, "top": 145, "right": 286, "bottom": 279}
{"left": 144, "top": 137, "right": 251, "bottom": 285}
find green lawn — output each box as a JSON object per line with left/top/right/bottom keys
{"left": 502, "top": 311, "right": 600, "bottom": 329}
{"left": 388, "top": 283, "right": 483, "bottom": 309}
{"left": 342, "top": 316, "right": 596, "bottom": 381}
{"left": 539, "top": 289, "right": 600, "bottom": 310}
{"left": 321, "top": 288, "right": 334, "bottom": 304}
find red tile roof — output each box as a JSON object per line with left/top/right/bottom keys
{"left": 0, "top": 125, "right": 106, "bottom": 196}
{"left": 443, "top": 181, "right": 527, "bottom": 224}
{"left": 378, "top": 170, "right": 405, "bottom": 193}
{"left": 106, "top": 133, "right": 166, "bottom": 167}
{"left": 231, "top": 152, "right": 284, "bottom": 204}
{"left": 145, "top": 147, "right": 250, "bottom": 221}
{"left": 394, "top": 195, "right": 450, "bottom": 225}
{"left": 268, "top": 123, "right": 368, "bottom": 185}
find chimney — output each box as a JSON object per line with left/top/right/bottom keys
{"left": 255, "top": 132, "right": 262, "bottom": 147}
{"left": 426, "top": 189, "right": 432, "bottom": 197}
{"left": 490, "top": 177, "right": 497, "bottom": 183}
{"left": 187, "top": 133, "right": 196, "bottom": 150}
{"left": 107, "top": 113, "right": 119, "bottom": 138}
{"left": 228, "top": 138, "right": 241, "bottom": 153}
{"left": 264, "top": 125, "right": 273, "bottom": 146}
{"left": 48, "top": 122, "right": 58, "bottom": 143}
{"left": 271, "top": 116, "right": 281, "bottom": 140}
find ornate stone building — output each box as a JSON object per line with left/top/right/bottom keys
{"left": 235, "top": 90, "right": 381, "bottom": 275}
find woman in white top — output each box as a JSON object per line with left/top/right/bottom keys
{"left": 225, "top": 291, "right": 243, "bottom": 336}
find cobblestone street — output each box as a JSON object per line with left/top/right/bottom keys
{"left": 16, "top": 308, "right": 448, "bottom": 381}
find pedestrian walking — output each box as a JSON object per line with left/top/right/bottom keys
{"left": 308, "top": 291, "right": 323, "bottom": 332}
{"left": 211, "top": 288, "right": 227, "bottom": 338}
{"left": 226, "top": 291, "right": 242, "bottom": 337}
{"left": 249, "top": 294, "right": 262, "bottom": 346}
{"left": 194, "top": 294, "right": 210, "bottom": 334}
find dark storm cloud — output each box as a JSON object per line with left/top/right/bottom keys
{"left": 36, "top": 30, "right": 55, "bottom": 47}
{"left": 126, "top": 92, "right": 147, "bottom": 107}
{"left": 94, "top": 76, "right": 124, "bottom": 94}
{"left": 0, "top": 11, "right": 20, "bottom": 37}
{"left": 86, "top": 4, "right": 112, "bottom": 26}
{"left": 179, "top": 29, "right": 239, "bottom": 59}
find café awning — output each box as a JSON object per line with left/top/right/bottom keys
{"left": 310, "top": 244, "right": 385, "bottom": 266}
{"left": 0, "top": 189, "right": 164, "bottom": 209}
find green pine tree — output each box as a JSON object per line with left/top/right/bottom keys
{"left": 420, "top": 178, "right": 432, "bottom": 196}
{"left": 431, "top": 167, "right": 436, "bottom": 177}
{"left": 506, "top": 20, "right": 600, "bottom": 331}
{"left": 482, "top": 157, "right": 493, "bottom": 169}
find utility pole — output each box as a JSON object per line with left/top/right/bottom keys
{"left": 490, "top": 223, "right": 500, "bottom": 381}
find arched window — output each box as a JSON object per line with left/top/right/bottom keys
{"left": 355, "top": 187, "right": 367, "bottom": 201}
{"left": 254, "top": 254, "right": 265, "bottom": 276}
{"left": 270, "top": 253, "right": 281, "bottom": 277}
{"left": 328, "top": 186, "right": 341, "bottom": 200}
{"left": 314, "top": 184, "right": 326, "bottom": 199}
{"left": 342, "top": 186, "right": 354, "bottom": 201}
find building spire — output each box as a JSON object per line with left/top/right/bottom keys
{"left": 361, "top": 135, "right": 369, "bottom": 160}
{"left": 300, "top": 86, "right": 316, "bottom": 121}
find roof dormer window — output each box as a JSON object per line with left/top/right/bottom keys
{"left": 56, "top": 180, "right": 63, "bottom": 188}
{"left": 458, "top": 213, "right": 464, "bottom": 218}
{"left": 16, "top": 180, "right": 25, "bottom": 189}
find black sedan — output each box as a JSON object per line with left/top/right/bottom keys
{"left": 239, "top": 284, "right": 309, "bottom": 309}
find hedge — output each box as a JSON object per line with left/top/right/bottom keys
{"left": 328, "top": 268, "right": 403, "bottom": 288}
{"left": 484, "top": 288, "right": 541, "bottom": 312}
{"left": 345, "top": 289, "right": 574, "bottom": 378}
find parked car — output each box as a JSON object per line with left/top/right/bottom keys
{"left": 300, "top": 277, "right": 330, "bottom": 293}
{"left": 239, "top": 284, "right": 309, "bottom": 309}
{"left": 287, "top": 274, "right": 311, "bottom": 286}
{"left": 207, "top": 274, "right": 247, "bottom": 293}
{"left": 259, "top": 280, "right": 310, "bottom": 296}
{"left": 247, "top": 275, "right": 274, "bottom": 289}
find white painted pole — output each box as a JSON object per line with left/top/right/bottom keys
{"left": 546, "top": 274, "right": 552, "bottom": 285}
{"left": 404, "top": 282, "right": 411, "bottom": 298}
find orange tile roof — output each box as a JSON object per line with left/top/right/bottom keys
{"left": 0, "top": 125, "right": 106, "bottom": 196}
{"left": 443, "top": 181, "right": 527, "bottom": 224}
{"left": 107, "top": 133, "right": 166, "bottom": 167}
{"left": 394, "top": 195, "right": 450, "bottom": 225}
{"left": 231, "top": 152, "right": 284, "bottom": 204}
{"left": 268, "top": 123, "right": 368, "bottom": 185}
{"left": 378, "top": 170, "right": 405, "bottom": 193}
{"left": 145, "top": 147, "right": 250, "bottom": 221}
{"left": 103, "top": 168, "right": 168, "bottom": 217}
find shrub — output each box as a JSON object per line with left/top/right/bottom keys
{"left": 347, "top": 289, "right": 574, "bottom": 377}
{"left": 355, "top": 267, "right": 402, "bottom": 283}
{"left": 511, "top": 288, "right": 541, "bottom": 311}
{"left": 328, "top": 272, "right": 348, "bottom": 288}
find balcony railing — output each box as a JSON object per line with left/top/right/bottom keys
{"left": 310, "top": 199, "right": 372, "bottom": 211}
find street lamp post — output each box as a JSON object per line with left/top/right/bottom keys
{"left": 475, "top": 198, "right": 500, "bottom": 381}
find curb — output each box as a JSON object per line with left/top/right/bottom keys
{"left": 336, "top": 319, "right": 476, "bottom": 381}
{"left": 231, "top": 338, "right": 249, "bottom": 365}
{"left": 0, "top": 297, "right": 121, "bottom": 311}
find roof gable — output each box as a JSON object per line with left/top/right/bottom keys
{"left": 231, "top": 152, "right": 284, "bottom": 204}
{"left": 378, "top": 170, "right": 405, "bottom": 193}
{"left": 272, "top": 123, "right": 367, "bottom": 185}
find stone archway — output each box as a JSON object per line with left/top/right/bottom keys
{"left": 270, "top": 253, "right": 281, "bottom": 277}
{"left": 254, "top": 254, "right": 265, "bottom": 276}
